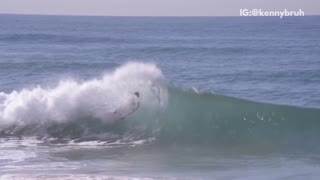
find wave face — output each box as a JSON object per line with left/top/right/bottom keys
{"left": 0, "top": 62, "right": 320, "bottom": 150}
{"left": 159, "top": 88, "right": 320, "bottom": 150}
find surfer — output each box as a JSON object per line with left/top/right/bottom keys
{"left": 112, "top": 91, "right": 140, "bottom": 120}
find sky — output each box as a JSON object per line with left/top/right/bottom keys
{"left": 0, "top": 0, "right": 319, "bottom": 16}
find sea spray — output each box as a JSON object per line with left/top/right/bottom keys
{"left": 0, "top": 62, "right": 168, "bottom": 138}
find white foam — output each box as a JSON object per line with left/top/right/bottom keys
{"left": 0, "top": 62, "right": 168, "bottom": 129}
{"left": 0, "top": 150, "right": 37, "bottom": 163}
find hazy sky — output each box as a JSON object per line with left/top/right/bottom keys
{"left": 0, "top": 0, "right": 319, "bottom": 16}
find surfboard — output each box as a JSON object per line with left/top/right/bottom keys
{"left": 112, "top": 94, "right": 140, "bottom": 120}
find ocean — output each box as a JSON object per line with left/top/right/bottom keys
{"left": 0, "top": 14, "right": 319, "bottom": 179}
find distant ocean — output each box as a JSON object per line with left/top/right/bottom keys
{"left": 0, "top": 14, "right": 319, "bottom": 180}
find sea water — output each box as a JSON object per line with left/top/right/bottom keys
{"left": 0, "top": 14, "right": 320, "bottom": 180}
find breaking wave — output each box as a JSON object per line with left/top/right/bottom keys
{"left": 0, "top": 62, "right": 320, "bottom": 151}
{"left": 0, "top": 62, "right": 168, "bottom": 141}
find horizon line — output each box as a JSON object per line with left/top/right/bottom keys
{"left": 1, "top": 12, "right": 320, "bottom": 18}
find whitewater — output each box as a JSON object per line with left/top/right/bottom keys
{"left": 0, "top": 62, "right": 167, "bottom": 140}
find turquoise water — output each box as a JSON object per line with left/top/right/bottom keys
{"left": 0, "top": 14, "right": 320, "bottom": 179}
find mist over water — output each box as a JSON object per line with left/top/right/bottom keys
{"left": 0, "top": 15, "right": 319, "bottom": 179}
